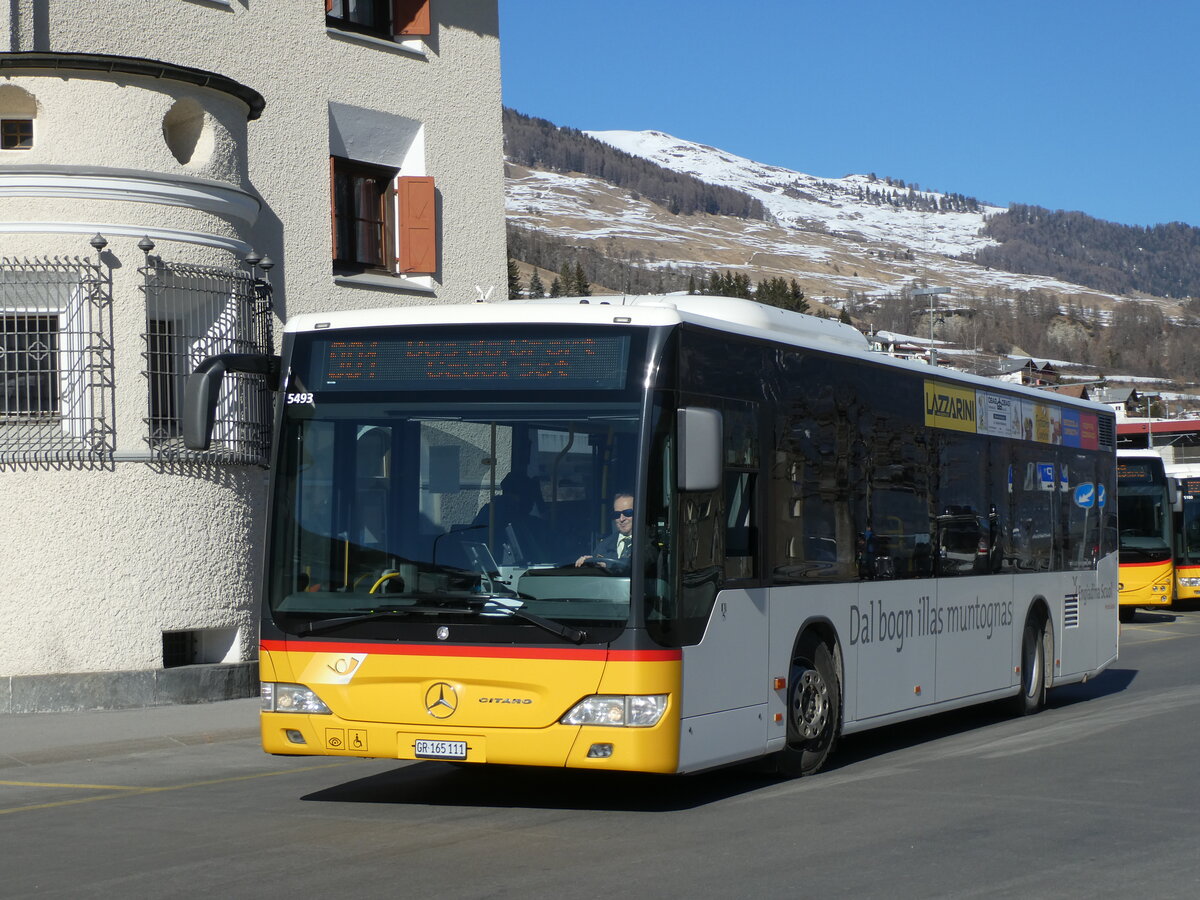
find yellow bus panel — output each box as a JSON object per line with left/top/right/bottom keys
{"left": 1176, "top": 564, "right": 1200, "bottom": 603}
{"left": 259, "top": 640, "right": 682, "bottom": 773}
{"left": 1118, "top": 560, "right": 1174, "bottom": 607}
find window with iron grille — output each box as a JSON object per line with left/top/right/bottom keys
{"left": 0, "top": 260, "right": 114, "bottom": 466}
{"left": 2, "top": 315, "right": 58, "bottom": 418}
{"left": 146, "top": 319, "right": 180, "bottom": 441}
{"left": 141, "top": 257, "right": 274, "bottom": 465}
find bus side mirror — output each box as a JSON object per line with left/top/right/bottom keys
{"left": 678, "top": 407, "right": 722, "bottom": 492}
{"left": 183, "top": 353, "right": 281, "bottom": 451}
{"left": 1170, "top": 477, "right": 1181, "bottom": 511}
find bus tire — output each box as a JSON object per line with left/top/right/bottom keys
{"left": 1012, "top": 615, "right": 1047, "bottom": 716}
{"left": 771, "top": 634, "right": 840, "bottom": 777}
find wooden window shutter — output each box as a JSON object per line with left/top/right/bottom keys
{"left": 326, "top": 0, "right": 334, "bottom": 12}
{"left": 393, "top": 0, "right": 430, "bottom": 36}
{"left": 397, "top": 176, "right": 436, "bottom": 274}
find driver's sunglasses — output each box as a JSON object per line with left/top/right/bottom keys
{"left": 614, "top": 508, "right": 634, "bottom": 519}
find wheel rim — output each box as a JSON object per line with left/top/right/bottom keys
{"left": 792, "top": 665, "right": 829, "bottom": 740}
{"left": 1024, "top": 626, "right": 1042, "bottom": 698}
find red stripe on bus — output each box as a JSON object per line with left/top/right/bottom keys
{"left": 1121, "top": 560, "right": 1172, "bottom": 568}
{"left": 260, "top": 639, "right": 680, "bottom": 662}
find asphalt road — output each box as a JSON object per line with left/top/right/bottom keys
{"left": 3, "top": 610, "right": 1200, "bottom": 899}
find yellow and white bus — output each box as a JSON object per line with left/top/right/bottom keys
{"left": 1171, "top": 469, "right": 1200, "bottom": 604}
{"left": 1116, "top": 450, "right": 1175, "bottom": 621}
{"left": 187, "top": 296, "right": 1119, "bottom": 776}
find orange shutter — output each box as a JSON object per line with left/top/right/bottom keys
{"left": 326, "top": 0, "right": 334, "bottom": 12}
{"left": 397, "top": 176, "right": 436, "bottom": 274}
{"left": 393, "top": 0, "right": 430, "bottom": 36}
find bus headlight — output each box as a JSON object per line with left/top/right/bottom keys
{"left": 561, "top": 695, "right": 668, "bottom": 727}
{"left": 1179, "top": 577, "right": 1200, "bottom": 587}
{"left": 261, "top": 682, "right": 332, "bottom": 714}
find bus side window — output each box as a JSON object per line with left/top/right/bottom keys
{"left": 723, "top": 401, "right": 759, "bottom": 582}
{"left": 679, "top": 490, "right": 722, "bottom": 644}
{"left": 725, "top": 471, "right": 756, "bottom": 579}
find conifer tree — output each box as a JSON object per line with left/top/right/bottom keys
{"left": 789, "top": 279, "right": 808, "bottom": 313}
{"left": 549, "top": 277, "right": 562, "bottom": 298}
{"left": 574, "top": 262, "right": 591, "bottom": 296}
{"left": 528, "top": 271, "right": 545, "bottom": 299}
{"left": 559, "top": 262, "right": 573, "bottom": 296}
{"left": 507, "top": 258, "right": 522, "bottom": 299}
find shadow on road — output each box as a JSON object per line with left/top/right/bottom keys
{"left": 301, "top": 668, "right": 1138, "bottom": 811}
{"left": 301, "top": 759, "right": 777, "bottom": 811}
{"left": 1127, "top": 610, "right": 1182, "bottom": 624}
{"left": 820, "top": 665, "right": 1137, "bottom": 771}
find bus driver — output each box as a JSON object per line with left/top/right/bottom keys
{"left": 575, "top": 492, "right": 635, "bottom": 572}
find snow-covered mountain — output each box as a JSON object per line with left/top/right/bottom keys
{"left": 587, "top": 130, "right": 1002, "bottom": 257}
{"left": 506, "top": 127, "right": 1164, "bottom": 314}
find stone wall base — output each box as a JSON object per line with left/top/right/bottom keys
{"left": 0, "top": 662, "right": 259, "bottom": 713}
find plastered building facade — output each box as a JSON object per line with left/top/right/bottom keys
{"left": 1, "top": 1, "right": 506, "bottom": 711}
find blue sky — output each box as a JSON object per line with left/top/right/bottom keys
{"left": 499, "top": 1, "right": 1198, "bottom": 229}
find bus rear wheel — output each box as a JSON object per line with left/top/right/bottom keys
{"left": 772, "top": 635, "right": 840, "bottom": 777}
{"left": 1012, "top": 615, "right": 1047, "bottom": 716}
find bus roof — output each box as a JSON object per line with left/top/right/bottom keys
{"left": 285, "top": 295, "right": 1113, "bottom": 417}
{"left": 286, "top": 294, "right": 868, "bottom": 352}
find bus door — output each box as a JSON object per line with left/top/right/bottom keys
{"left": 677, "top": 400, "right": 769, "bottom": 768}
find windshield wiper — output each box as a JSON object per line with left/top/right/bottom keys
{"left": 297, "top": 599, "right": 588, "bottom": 644}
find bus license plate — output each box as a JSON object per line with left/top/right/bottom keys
{"left": 414, "top": 739, "right": 467, "bottom": 760}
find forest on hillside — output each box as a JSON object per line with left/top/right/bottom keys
{"left": 970, "top": 204, "right": 1200, "bottom": 300}
{"left": 849, "top": 286, "right": 1200, "bottom": 382}
{"left": 508, "top": 224, "right": 813, "bottom": 314}
{"left": 849, "top": 175, "right": 983, "bottom": 214}
{"left": 508, "top": 223, "right": 693, "bottom": 295}
{"left": 504, "top": 108, "right": 767, "bottom": 219}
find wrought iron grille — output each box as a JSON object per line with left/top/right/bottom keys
{"left": 140, "top": 256, "right": 274, "bottom": 466}
{"left": 0, "top": 256, "right": 114, "bottom": 466}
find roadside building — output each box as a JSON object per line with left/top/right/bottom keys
{"left": 1, "top": 1, "right": 506, "bottom": 711}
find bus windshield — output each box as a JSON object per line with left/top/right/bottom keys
{"left": 1117, "top": 477, "right": 1172, "bottom": 563}
{"left": 264, "top": 323, "right": 656, "bottom": 643}
{"left": 268, "top": 399, "right": 645, "bottom": 641}
{"left": 1178, "top": 480, "right": 1200, "bottom": 566}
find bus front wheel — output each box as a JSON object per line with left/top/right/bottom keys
{"left": 772, "top": 635, "right": 840, "bottom": 777}
{"left": 1012, "top": 615, "right": 1047, "bottom": 716}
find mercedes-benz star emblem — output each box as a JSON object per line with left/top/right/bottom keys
{"left": 424, "top": 682, "right": 458, "bottom": 719}
{"left": 436, "top": 626, "right": 450, "bottom": 641}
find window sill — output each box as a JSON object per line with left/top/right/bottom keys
{"left": 182, "top": 0, "right": 233, "bottom": 8}
{"left": 334, "top": 272, "right": 435, "bottom": 294}
{"left": 325, "top": 27, "right": 428, "bottom": 59}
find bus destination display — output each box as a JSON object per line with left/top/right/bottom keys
{"left": 317, "top": 336, "right": 630, "bottom": 391}
{"left": 1116, "top": 461, "right": 1158, "bottom": 484}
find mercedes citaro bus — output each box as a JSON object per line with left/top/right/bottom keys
{"left": 185, "top": 295, "right": 1119, "bottom": 776}
{"left": 1116, "top": 450, "right": 1175, "bottom": 621}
